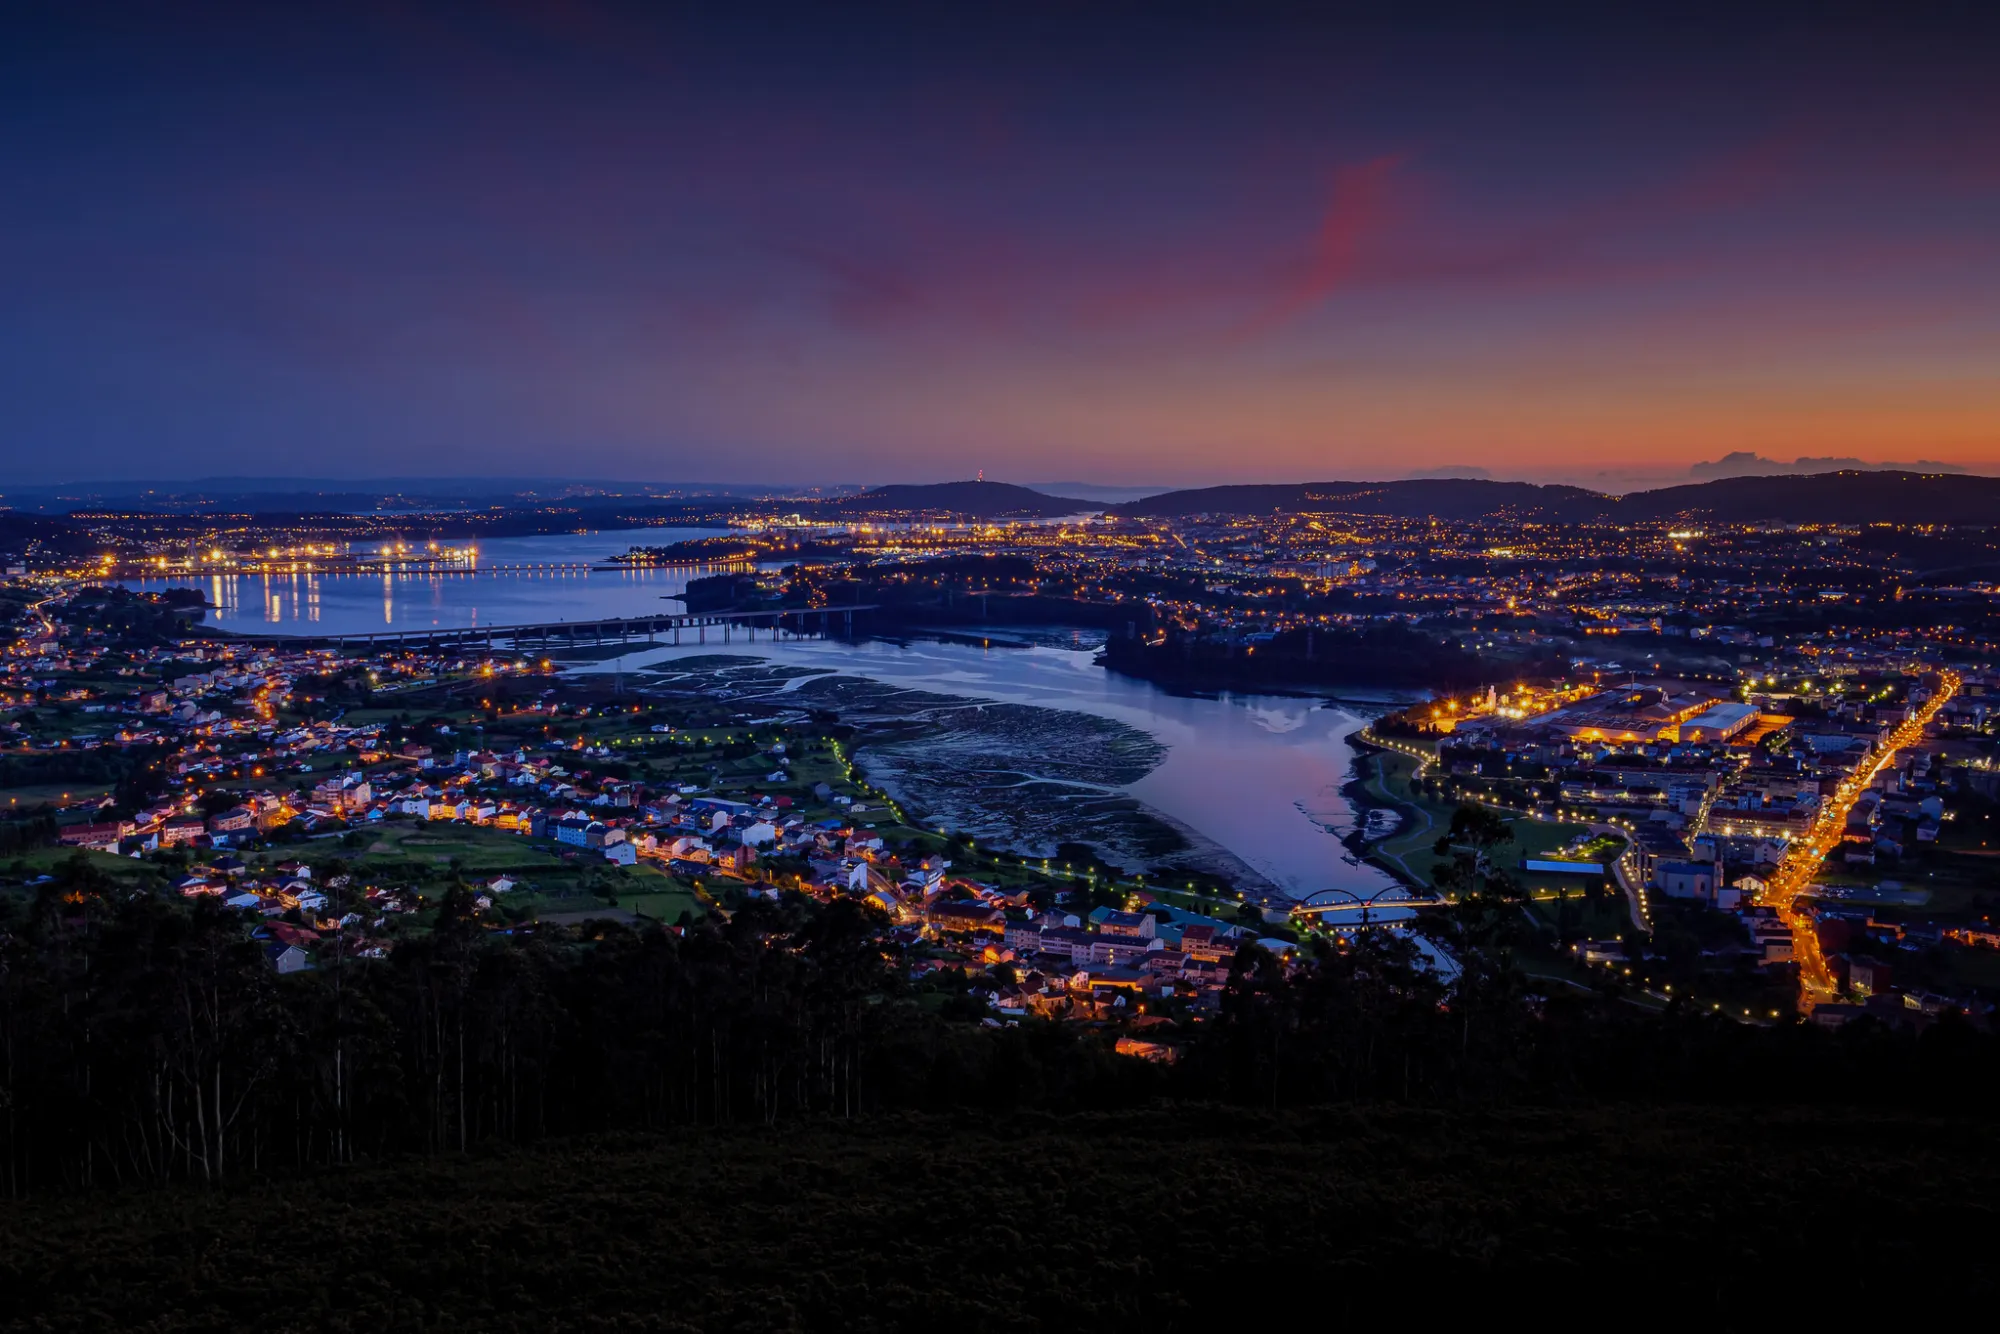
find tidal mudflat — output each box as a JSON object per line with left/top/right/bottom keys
{"left": 636, "top": 655, "right": 1205, "bottom": 880}
{"left": 592, "top": 640, "right": 1406, "bottom": 900}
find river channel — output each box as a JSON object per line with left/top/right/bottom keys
{"left": 125, "top": 527, "right": 1402, "bottom": 901}
{"left": 583, "top": 637, "right": 1402, "bottom": 902}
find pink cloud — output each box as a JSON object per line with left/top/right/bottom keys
{"left": 1355, "top": 125, "right": 1809, "bottom": 295}
{"left": 1238, "top": 154, "right": 1405, "bottom": 336}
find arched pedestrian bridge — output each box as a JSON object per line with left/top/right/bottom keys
{"left": 1292, "top": 884, "right": 1442, "bottom": 926}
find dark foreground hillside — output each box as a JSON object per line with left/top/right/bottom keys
{"left": 3, "top": 1104, "right": 1995, "bottom": 1330}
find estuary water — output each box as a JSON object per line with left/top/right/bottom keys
{"left": 125, "top": 528, "right": 1401, "bottom": 899}
{"left": 117, "top": 527, "right": 730, "bottom": 634}
{"left": 585, "top": 637, "right": 1402, "bottom": 901}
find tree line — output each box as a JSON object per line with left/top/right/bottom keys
{"left": 1, "top": 851, "right": 1996, "bottom": 1198}
{"left": 1100, "top": 622, "right": 1567, "bottom": 691}
{"left": 0, "top": 814, "right": 59, "bottom": 854}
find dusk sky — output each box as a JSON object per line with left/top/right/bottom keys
{"left": 4, "top": 4, "right": 1998, "bottom": 488}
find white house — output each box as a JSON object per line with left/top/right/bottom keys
{"left": 265, "top": 943, "right": 311, "bottom": 974}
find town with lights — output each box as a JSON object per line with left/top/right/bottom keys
{"left": 3, "top": 477, "right": 1998, "bottom": 1066}
{"left": 18, "top": 6, "right": 2000, "bottom": 1318}
{"left": 5, "top": 475, "right": 2000, "bottom": 1316}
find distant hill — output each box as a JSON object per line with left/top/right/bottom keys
{"left": 1112, "top": 479, "right": 1600, "bottom": 521}
{"left": 1022, "top": 481, "right": 1166, "bottom": 503}
{"left": 2, "top": 477, "right": 803, "bottom": 513}
{"left": 1610, "top": 471, "right": 2000, "bottom": 525}
{"left": 0, "top": 513, "right": 101, "bottom": 560}
{"left": 1116, "top": 471, "right": 1999, "bottom": 525}
{"left": 836, "top": 481, "right": 1094, "bottom": 518}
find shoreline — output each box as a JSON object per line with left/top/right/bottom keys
{"left": 1338, "top": 729, "right": 1432, "bottom": 893}
{"left": 1097, "top": 655, "right": 1435, "bottom": 708}
{"left": 596, "top": 641, "right": 1395, "bottom": 906}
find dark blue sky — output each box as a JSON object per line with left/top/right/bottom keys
{"left": 4, "top": 3, "right": 1997, "bottom": 487}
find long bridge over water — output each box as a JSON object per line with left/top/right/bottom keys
{"left": 257, "top": 605, "right": 879, "bottom": 652}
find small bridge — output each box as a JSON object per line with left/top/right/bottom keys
{"left": 1292, "top": 884, "right": 1442, "bottom": 925}
{"left": 254, "top": 605, "right": 880, "bottom": 651}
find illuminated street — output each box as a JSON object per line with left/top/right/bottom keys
{"left": 1759, "top": 671, "right": 1961, "bottom": 1008}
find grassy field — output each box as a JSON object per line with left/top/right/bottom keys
{"left": 502, "top": 861, "right": 708, "bottom": 919}
{"left": 1810, "top": 811, "right": 2000, "bottom": 920}
{"left": 1508, "top": 823, "right": 1624, "bottom": 897}
{"left": 357, "top": 824, "right": 570, "bottom": 871}
{"left": 1360, "top": 750, "right": 1455, "bottom": 885}
{"left": 1899, "top": 826, "right": 2000, "bottom": 917}
{"left": 331, "top": 707, "right": 407, "bottom": 726}
{"left": 621, "top": 887, "right": 707, "bottom": 923}
{"left": 1525, "top": 892, "right": 1634, "bottom": 940}
{"left": 0, "top": 711, "right": 125, "bottom": 743}
{"left": 1361, "top": 748, "right": 1596, "bottom": 894}
{"left": 1934, "top": 946, "right": 2000, "bottom": 990}
{"left": 1, "top": 844, "right": 160, "bottom": 885}
{"left": 3, "top": 1105, "right": 1997, "bottom": 1326}
{"left": 0, "top": 782, "right": 115, "bottom": 808}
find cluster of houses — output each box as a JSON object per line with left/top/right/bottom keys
{"left": 883, "top": 886, "right": 1275, "bottom": 1022}
{"left": 160, "top": 857, "right": 428, "bottom": 970}
{"left": 1436, "top": 663, "right": 2000, "bottom": 1018}
{"left": 11, "top": 608, "right": 538, "bottom": 759}
{"left": 54, "top": 707, "right": 1290, "bottom": 1011}
{"left": 7, "top": 632, "right": 305, "bottom": 733}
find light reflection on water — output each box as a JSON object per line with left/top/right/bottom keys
{"left": 586, "top": 636, "right": 1407, "bottom": 899}
{"left": 117, "top": 527, "right": 730, "bottom": 635}
{"left": 121, "top": 527, "right": 1406, "bottom": 897}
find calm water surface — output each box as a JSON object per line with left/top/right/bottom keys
{"left": 118, "top": 527, "right": 730, "bottom": 635}
{"left": 585, "top": 636, "right": 1403, "bottom": 900}
{"left": 125, "top": 529, "right": 1401, "bottom": 897}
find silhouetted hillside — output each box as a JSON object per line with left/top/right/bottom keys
{"left": 839, "top": 480, "right": 1094, "bottom": 517}
{"left": 0, "top": 514, "right": 99, "bottom": 560}
{"left": 1117, "top": 471, "right": 1998, "bottom": 525}
{"left": 5, "top": 1106, "right": 1997, "bottom": 1326}
{"left": 1113, "top": 479, "right": 1599, "bottom": 520}
{"left": 1613, "top": 470, "right": 2000, "bottom": 524}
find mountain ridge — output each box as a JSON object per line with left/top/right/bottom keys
{"left": 837, "top": 480, "right": 1095, "bottom": 517}
{"left": 1110, "top": 470, "right": 1997, "bottom": 525}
